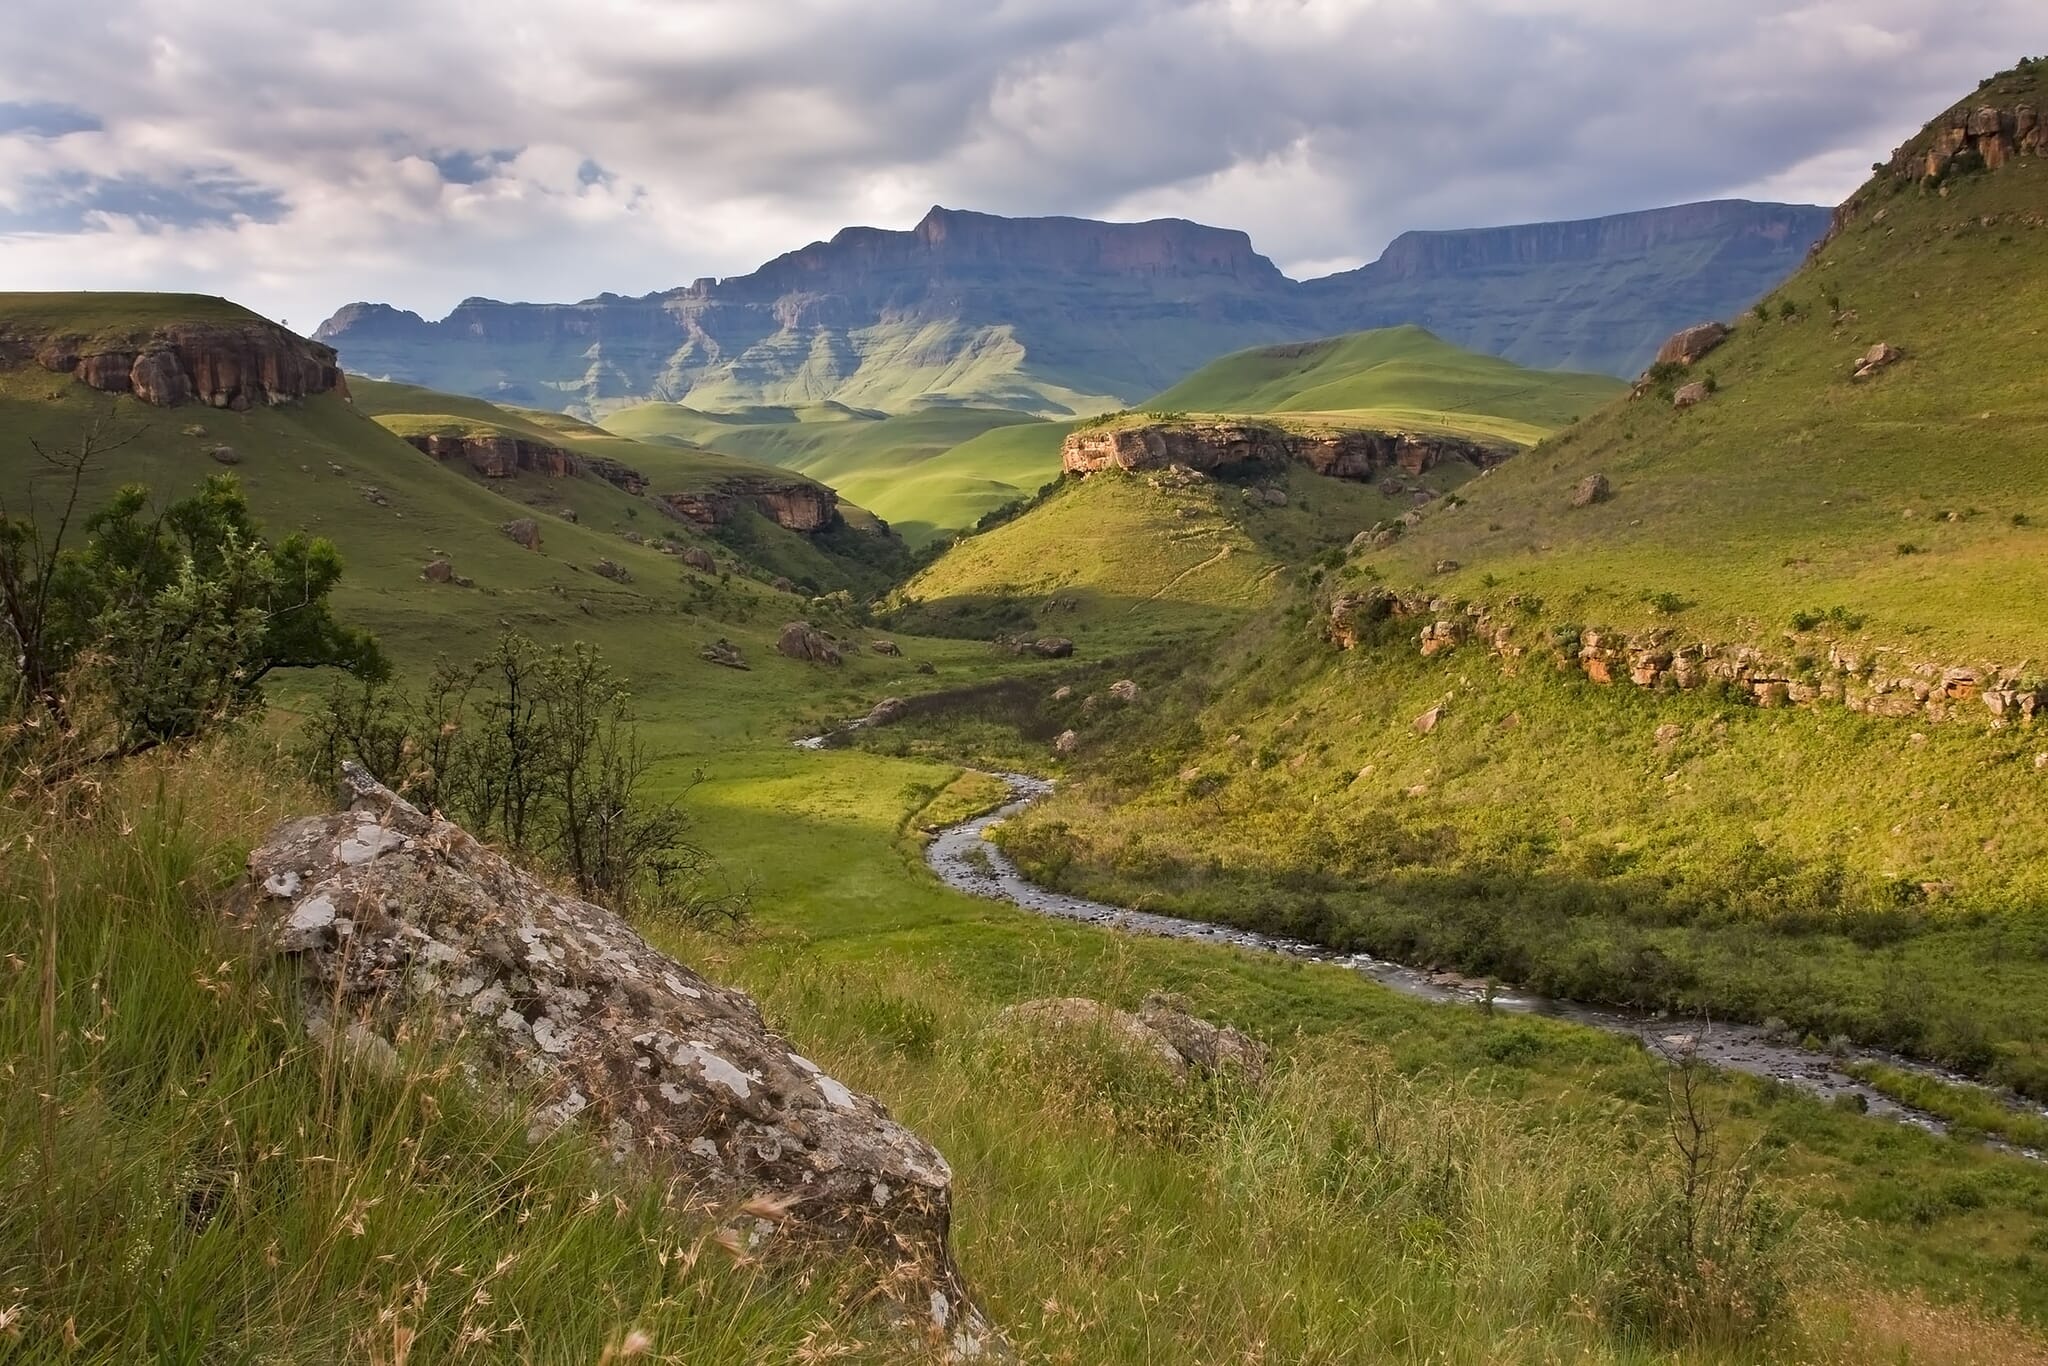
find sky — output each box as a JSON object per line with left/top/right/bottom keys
{"left": 2, "top": 0, "right": 2045, "bottom": 331}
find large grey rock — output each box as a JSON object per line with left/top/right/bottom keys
{"left": 776, "top": 621, "right": 842, "bottom": 665}
{"left": 235, "top": 765, "right": 986, "bottom": 1351}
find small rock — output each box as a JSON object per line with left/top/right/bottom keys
{"left": 1654, "top": 321, "right": 1730, "bottom": 368}
{"left": 181, "top": 424, "right": 208, "bottom": 438}
{"left": 1431, "top": 559, "right": 1459, "bottom": 575}
{"left": 421, "top": 559, "right": 454, "bottom": 584}
{"left": 1673, "top": 381, "right": 1711, "bottom": 410}
{"left": 915, "top": 661, "right": 937, "bottom": 676}
{"left": 1052, "top": 685, "right": 1074, "bottom": 702}
{"left": 593, "top": 558, "right": 632, "bottom": 583}
{"left": 1654, "top": 722, "right": 1683, "bottom": 749}
{"left": 1053, "top": 730, "right": 1079, "bottom": 755}
{"left": 501, "top": 518, "right": 542, "bottom": 551}
{"left": 1569, "top": 474, "right": 1611, "bottom": 509}
{"left": 558, "top": 507, "right": 578, "bottom": 523}
{"left": 1413, "top": 705, "right": 1445, "bottom": 735}
{"left": 1108, "top": 679, "right": 1140, "bottom": 704}
{"left": 699, "top": 638, "right": 749, "bottom": 670}
{"left": 1260, "top": 487, "right": 1288, "bottom": 508}
{"left": 871, "top": 640, "right": 902, "bottom": 657}
{"left": 1031, "top": 637, "right": 1075, "bottom": 659}
{"left": 682, "top": 547, "right": 716, "bottom": 574}
{"left": 865, "top": 697, "right": 909, "bottom": 727}
{"left": 208, "top": 444, "right": 239, "bottom": 465}
{"left": 1853, "top": 341, "right": 1904, "bottom": 381}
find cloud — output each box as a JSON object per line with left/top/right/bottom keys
{"left": 0, "top": 0, "right": 2044, "bottom": 328}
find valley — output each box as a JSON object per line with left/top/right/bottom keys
{"left": 6, "top": 44, "right": 2048, "bottom": 1366}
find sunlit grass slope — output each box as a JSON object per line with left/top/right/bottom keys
{"left": 1371, "top": 64, "right": 2048, "bottom": 663}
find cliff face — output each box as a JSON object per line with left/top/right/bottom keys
{"left": 1061, "top": 422, "right": 1510, "bottom": 482}
{"left": 402, "top": 432, "right": 650, "bottom": 492}
{"left": 3, "top": 320, "right": 347, "bottom": 410}
{"left": 314, "top": 199, "right": 1831, "bottom": 417}
{"left": 659, "top": 476, "right": 841, "bottom": 534}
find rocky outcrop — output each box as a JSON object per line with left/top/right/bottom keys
{"left": 7, "top": 319, "right": 346, "bottom": 410}
{"left": 700, "top": 638, "right": 749, "bottom": 670}
{"left": 1654, "top": 322, "right": 1729, "bottom": 368}
{"left": 1327, "top": 586, "right": 2048, "bottom": 728}
{"left": 660, "top": 477, "right": 841, "bottom": 535}
{"left": 404, "top": 433, "right": 649, "bottom": 493}
{"left": 1061, "top": 422, "right": 1511, "bottom": 483}
{"left": 776, "top": 622, "right": 843, "bottom": 665}
{"left": 1569, "top": 473, "right": 1611, "bottom": 508}
{"left": 1000, "top": 993, "right": 1267, "bottom": 1085}
{"left": 1819, "top": 81, "right": 2048, "bottom": 251}
{"left": 1853, "top": 342, "right": 1904, "bottom": 381}
{"left": 236, "top": 766, "right": 986, "bottom": 1350}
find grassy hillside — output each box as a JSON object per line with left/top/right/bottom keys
{"left": 1364, "top": 78, "right": 2048, "bottom": 663}
{"left": 927, "top": 61, "right": 2048, "bottom": 1108}
{"left": 1150, "top": 326, "right": 1623, "bottom": 441}
{"left": 13, "top": 288, "right": 2048, "bottom": 1359}
{"left": 604, "top": 401, "right": 1055, "bottom": 546}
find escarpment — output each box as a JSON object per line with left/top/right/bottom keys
{"left": 1061, "top": 422, "right": 1512, "bottom": 483}
{"left": 0, "top": 319, "right": 347, "bottom": 409}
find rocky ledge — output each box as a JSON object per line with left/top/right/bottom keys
{"left": 1328, "top": 587, "right": 2046, "bottom": 727}
{"left": 1061, "top": 421, "right": 1512, "bottom": 483}
{"left": 660, "top": 476, "right": 842, "bottom": 535}
{"left": 403, "top": 432, "right": 648, "bottom": 493}
{"left": 237, "top": 764, "right": 990, "bottom": 1354}
{"left": 1819, "top": 91, "right": 2045, "bottom": 251}
{"left": 0, "top": 319, "right": 347, "bottom": 410}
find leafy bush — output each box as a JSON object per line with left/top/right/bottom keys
{"left": 2, "top": 435, "right": 380, "bottom": 783}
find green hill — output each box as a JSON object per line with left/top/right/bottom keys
{"left": 1149, "top": 326, "right": 1622, "bottom": 440}
{"left": 926, "top": 60, "right": 2048, "bottom": 1110}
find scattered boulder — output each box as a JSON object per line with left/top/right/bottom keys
{"left": 871, "top": 640, "right": 902, "bottom": 657}
{"left": 1260, "top": 487, "right": 1289, "bottom": 508}
{"left": 1654, "top": 322, "right": 1730, "bottom": 368}
{"left": 915, "top": 661, "right": 937, "bottom": 676}
{"left": 1853, "top": 342, "right": 1904, "bottom": 381}
{"left": 1673, "top": 381, "right": 1712, "bottom": 410}
{"left": 593, "top": 558, "right": 632, "bottom": 584}
{"left": 500, "top": 518, "right": 542, "bottom": 551}
{"left": 1052, "top": 685, "right": 1074, "bottom": 702}
{"left": 1431, "top": 560, "right": 1459, "bottom": 575}
{"left": 559, "top": 507, "right": 579, "bottom": 523}
{"left": 682, "top": 546, "right": 717, "bottom": 574}
{"left": 1000, "top": 993, "right": 1266, "bottom": 1086}
{"left": 237, "top": 765, "right": 984, "bottom": 1346}
{"left": 865, "top": 697, "right": 909, "bottom": 727}
{"left": 208, "top": 444, "right": 240, "bottom": 465}
{"left": 1413, "top": 704, "right": 1446, "bottom": 735}
{"left": 1569, "top": 474, "right": 1611, "bottom": 509}
{"left": 776, "top": 622, "right": 842, "bottom": 666}
{"left": 771, "top": 576, "right": 796, "bottom": 594}
{"left": 1654, "top": 722, "right": 1684, "bottom": 750}
{"left": 1108, "top": 679, "right": 1140, "bottom": 704}
{"left": 1031, "top": 637, "right": 1075, "bottom": 659}
{"left": 699, "top": 638, "right": 749, "bottom": 670}
{"left": 420, "top": 559, "right": 454, "bottom": 584}
{"left": 1053, "top": 730, "right": 1079, "bottom": 755}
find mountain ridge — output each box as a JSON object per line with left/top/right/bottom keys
{"left": 315, "top": 199, "right": 1828, "bottom": 417}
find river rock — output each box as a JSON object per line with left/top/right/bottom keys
{"left": 236, "top": 765, "right": 987, "bottom": 1349}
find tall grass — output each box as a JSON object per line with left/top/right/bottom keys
{"left": 0, "top": 749, "right": 880, "bottom": 1363}
{"left": 5, "top": 747, "right": 2045, "bottom": 1362}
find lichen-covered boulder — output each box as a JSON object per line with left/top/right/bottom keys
{"left": 236, "top": 765, "right": 986, "bottom": 1351}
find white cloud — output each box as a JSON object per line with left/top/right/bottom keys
{"left": 1, "top": 0, "right": 2043, "bottom": 327}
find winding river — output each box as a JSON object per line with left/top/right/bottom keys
{"left": 912, "top": 767, "right": 2048, "bottom": 1158}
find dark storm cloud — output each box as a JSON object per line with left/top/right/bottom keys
{"left": 0, "top": 0, "right": 2044, "bottom": 325}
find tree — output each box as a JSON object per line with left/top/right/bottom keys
{"left": 2, "top": 421, "right": 382, "bottom": 776}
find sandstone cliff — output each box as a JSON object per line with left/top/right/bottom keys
{"left": 1, "top": 319, "right": 347, "bottom": 410}
{"left": 659, "top": 475, "right": 841, "bottom": 534}
{"left": 1061, "top": 422, "right": 1511, "bottom": 483}
{"left": 403, "top": 432, "right": 649, "bottom": 493}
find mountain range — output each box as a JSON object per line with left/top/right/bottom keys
{"left": 315, "top": 199, "right": 1831, "bottom": 419}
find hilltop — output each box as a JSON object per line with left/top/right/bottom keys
{"left": 314, "top": 200, "right": 1826, "bottom": 420}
